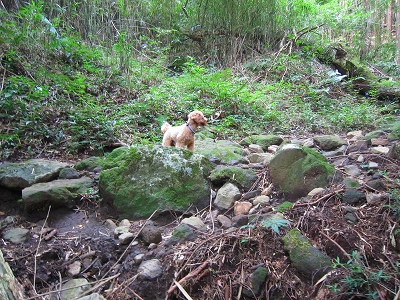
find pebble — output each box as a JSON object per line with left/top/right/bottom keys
{"left": 67, "top": 261, "right": 81, "bottom": 277}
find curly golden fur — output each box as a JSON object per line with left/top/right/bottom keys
{"left": 161, "top": 110, "right": 207, "bottom": 151}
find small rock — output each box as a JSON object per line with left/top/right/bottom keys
{"left": 67, "top": 261, "right": 81, "bottom": 277}
{"left": 248, "top": 144, "right": 264, "bottom": 153}
{"left": 344, "top": 212, "right": 358, "bottom": 224}
{"left": 119, "top": 232, "right": 134, "bottom": 245}
{"left": 344, "top": 165, "right": 361, "bottom": 177}
{"left": 371, "top": 138, "right": 389, "bottom": 146}
{"left": 366, "top": 179, "right": 385, "bottom": 191}
{"left": 234, "top": 201, "right": 252, "bottom": 216}
{"left": 347, "top": 140, "right": 368, "bottom": 153}
{"left": 138, "top": 259, "right": 163, "bottom": 280}
{"left": 181, "top": 216, "right": 207, "bottom": 232}
{"left": 302, "top": 138, "right": 314, "bottom": 148}
{"left": 371, "top": 146, "right": 390, "bottom": 155}
{"left": 59, "top": 167, "right": 80, "bottom": 179}
{"left": 261, "top": 184, "right": 273, "bottom": 196}
{"left": 307, "top": 188, "right": 325, "bottom": 197}
{"left": 253, "top": 195, "right": 270, "bottom": 206}
{"left": 114, "top": 226, "right": 130, "bottom": 238}
{"left": 217, "top": 215, "right": 232, "bottom": 229}
{"left": 141, "top": 225, "right": 163, "bottom": 244}
{"left": 119, "top": 219, "right": 131, "bottom": 227}
{"left": 104, "top": 219, "right": 117, "bottom": 231}
{"left": 244, "top": 267, "right": 268, "bottom": 297}
{"left": 347, "top": 130, "right": 363, "bottom": 140}
{"left": 3, "top": 227, "right": 30, "bottom": 244}
{"left": 267, "top": 145, "right": 280, "bottom": 153}
{"left": 368, "top": 161, "right": 379, "bottom": 169}
{"left": 148, "top": 243, "right": 157, "bottom": 250}
{"left": 214, "top": 183, "right": 241, "bottom": 210}
{"left": 248, "top": 153, "right": 273, "bottom": 164}
{"left": 242, "top": 190, "right": 261, "bottom": 200}
{"left": 341, "top": 189, "right": 366, "bottom": 205}
{"left": 134, "top": 253, "right": 145, "bottom": 264}
{"left": 231, "top": 214, "right": 249, "bottom": 227}
{"left": 313, "top": 135, "right": 347, "bottom": 150}
{"left": 60, "top": 278, "right": 90, "bottom": 300}
{"left": 167, "top": 224, "right": 195, "bottom": 245}
{"left": 366, "top": 193, "right": 386, "bottom": 205}
{"left": 77, "top": 293, "right": 107, "bottom": 300}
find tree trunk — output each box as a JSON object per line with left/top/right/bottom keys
{"left": 0, "top": 250, "right": 25, "bottom": 300}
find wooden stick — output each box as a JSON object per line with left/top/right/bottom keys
{"left": 319, "top": 231, "right": 351, "bottom": 260}
{"left": 167, "top": 261, "right": 209, "bottom": 295}
{"left": 293, "top": 189, "right": 344, "bottom": 207}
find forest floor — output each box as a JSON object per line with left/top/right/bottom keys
{"left": 1, "top": 133, "right": 399, "bottom": 300}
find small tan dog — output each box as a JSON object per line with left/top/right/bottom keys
{"left": 161, "top": 110, "right": 207, "bottom": 151}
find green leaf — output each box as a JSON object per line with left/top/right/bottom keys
{"left": 260, "top": 215, "right": 291, "bottom": 234}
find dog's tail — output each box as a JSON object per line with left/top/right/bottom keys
{"left": 161, "top": 122, "right": 171, "bottom": 133}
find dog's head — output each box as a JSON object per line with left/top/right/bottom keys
{"left": 188, "top": 110, "right": 207, "bottom": 126}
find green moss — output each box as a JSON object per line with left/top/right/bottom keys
{"left": 240, "top": 134, "right": 283, "bottom": 150}
{"left": 74, "top": 156, "right": 103, "bottom": 171}
{"left": 210, "top": 166, "right": 257, "bottom": 189}
{"left": 99, "top": 145, "right": 213, "bottom": 219}
{"left": 277, "top": 201, "right": 293, "bottom": 213}
{"left": 388, "top": 121, "right": 400, "bottom": 139}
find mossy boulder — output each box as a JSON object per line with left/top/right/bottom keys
{"left": 239, "top": 134, "right": 283, "bottom": 151}
{"left": 195, "top": 134, "right": 247, "bottom": 165}
{"left": 268, "top": 144, "right": 336, "bottom": 200}
{"left": 210, "top": 166, "right": 258, "bottom": 190}
{"left": 283, "top": 228, "right": 332, "bottom": 281}
{"left": 98, "top": 145, "right": 214, "bottom": 219}
{"left": 74, "top": 157, "right": 103, "bottom": 171}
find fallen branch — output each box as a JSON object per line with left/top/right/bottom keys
{"left": 166, "top": 261, "right": 209, "bottom": 296}
{"left": 293, "top": 189, "right": 344, "bottom": 207}
{"left": 319, "top": 231, "right": 351, "bottom": 260}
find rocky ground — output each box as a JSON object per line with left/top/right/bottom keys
{"left": 0, "top": 130, "right": 399, "bottom": 300}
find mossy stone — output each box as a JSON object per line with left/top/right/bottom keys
{"left": 196, "top": 137, "right": 247, "bottom": 165}
{"left": 74, "top": 156, "right": 103, "bottom": 171}
{"left": 283, "top": 228, "right": 331, "bottom": 280}
{"left": 98, "top": 145, "right": 214, "bottom": 219}
{"left": 269, "top": 144, "right": 335, "bottom": 200}
{"left": 210, "top": 166, "right": 258, "bottom": 190}
{"left": 240, "top": 134, "right": 283, "bottom": 150}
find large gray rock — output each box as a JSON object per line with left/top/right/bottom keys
{"left": 283, "top": 228, "right": 332, "bottom": 281}
{"left": 0, "top": 159, "right": 69, "bottom": 190}
{"left": 268, "top": 144, "right": 336, "bottom": 200}
{"left": 99, "top": 145, "right": 214, "bottom": 219}
{"left": 22, "top": 177, "right": 93, "bottom": 212}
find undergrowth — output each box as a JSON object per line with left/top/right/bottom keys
{"left": 0, "top": 2, "right": 392, "bottom": 160}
